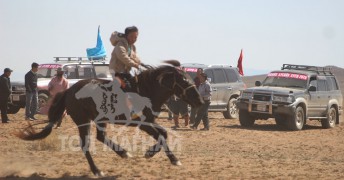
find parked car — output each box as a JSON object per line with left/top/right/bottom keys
{"left": 9, "top": 57, "right": 112, "bottom": 113}
{"left": 236, "top": 64, "right": 343, "bottom": 130}
{"left": 182, "top": 63, "right": 246, "bottom": 119}
{"left": 8, "top": 81, "right": 26, "bottom": 114}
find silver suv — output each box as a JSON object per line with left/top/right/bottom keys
{"left": 237, "top": 64, "right": 343, "bottom": 130}
{"left": 182, "top": 63, "right": 246, "bottom": 119}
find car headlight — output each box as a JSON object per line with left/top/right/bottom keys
{"left": 241, "top": 92, "right": 252, "bottom": 99}
{"left": 273, "top": 95, "right": 294, "bottom": 103}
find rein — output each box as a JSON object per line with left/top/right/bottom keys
{"left": 157, "top": 72, "right": 195, "bottom": 97}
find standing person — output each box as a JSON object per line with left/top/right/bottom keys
{"left": 168, "top": 66, "right": 190, "bottom": 129}
{"left": 191, "top": 73, "right": 212, "bottom": 130}
{"left": 169, "top": 95, "right": 189, "bottom": 129}
{"left": 40, "top": 67, "right": 69, "bottom": 128}
{"left": 25, "top": 62, "right": 39, "bottom": 120}
{"left": 109, "top": 26, "right": 141, "bottom": 92}
{"left": 189, "top": 68, "right": 203, "bottom": 124}
{"left": 0, "top": 68, "right": 13, "bottom": 123}
{"left": 48, "top": 67, "right": 69, "bottom": 99}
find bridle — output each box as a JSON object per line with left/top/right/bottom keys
{"left": 156, "top": 72, "right": 195, "bottom": 98}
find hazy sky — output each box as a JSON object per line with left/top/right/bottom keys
{"left": 1, "top": 0, "right": 343, "bottom": 80}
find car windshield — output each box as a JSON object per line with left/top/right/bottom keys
{"left": 262, "top": 72, "right": 308, "bottom": 89}
{"left": 37, "top": 64, "right": 62, "bottom": 78}
{"left": 184, "top": 67, "right": 198, "bottom": 82}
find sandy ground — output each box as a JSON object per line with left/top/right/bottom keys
{"left": 1, "top": 109, "right": 344, "bottom": 179}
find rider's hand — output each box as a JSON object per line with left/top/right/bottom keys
{"left": 138, "top": 64, "right": 145, "bottom": 71}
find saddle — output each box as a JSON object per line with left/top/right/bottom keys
{"left": 115, "top": 73, "right": 136, "bottom": 92}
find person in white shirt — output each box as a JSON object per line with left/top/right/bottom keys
{"left": 191, "top": 73, "right": 212, "bottom": 130}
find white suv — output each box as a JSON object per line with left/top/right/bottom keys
{"left": 37, "top": 57, "right": 112, "bottom": 110}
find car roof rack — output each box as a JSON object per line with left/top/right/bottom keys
{"left": 208, "top": 64, "right": 233, "bottom": 68}
{"left": 54, "top": 57, "right": 107, "bottom": 64}
{"left": 281, "top": 64, "right": 332, "bottom": 75}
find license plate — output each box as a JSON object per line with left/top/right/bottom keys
{"left": 256, "top": 104, "right": 266, "bottom": 111}
{"left": 12, "top": 95, "right": 20, "bottom": 101}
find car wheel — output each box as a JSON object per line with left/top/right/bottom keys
{"left": 321, "top": 107, "right": 336, "bottom": 129}
{"left": 38, "top": 93, "right": 49, "bottom": 111}
{"left": 223, "top": 98, "right": 238, "bottom": 119}
{"left": 7, "top": 104, "right": 20, "bottom": 114}
{"left": 287, "top": 106, "right": 305, "bottom": 131}
{"left": 239, "top": 110, "right": 255, "bottom": 127}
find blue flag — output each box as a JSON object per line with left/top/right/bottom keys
{"left": 86, "top": 26, "right": 106, "bottom": 60}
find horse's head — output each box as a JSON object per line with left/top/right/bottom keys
{"left": 155, "top": 63, "right": 204, "bottom": 108}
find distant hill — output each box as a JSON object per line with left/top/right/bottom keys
{"left": 241, "top": 74, "right": 267, "bottom": 88}
{"left": 241, "top": 66, "right": 344, "bottom": 96}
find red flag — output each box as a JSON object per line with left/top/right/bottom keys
{"left": 237, "top": 49, "right": 244, "bottom": 76}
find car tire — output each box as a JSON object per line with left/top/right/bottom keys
{"left": 239, "top": 110, "right": 255, "bottom": 127}
{"left": 287, "top": 106, "right": 305, "bottom": 131}
{"left": 7, "top": 104, "right": 20, "bottom": 114}
{"left": 275, "top": 115, "right": 287, "bottom": 127}
{"left": 38, "top": 93, "right": 49, "bottom": 111}
{"left": 321, "top": 107, "right": 336, "bottom": 129}
{"left": 223, "top": 98, "right": 238, "bottom": 119}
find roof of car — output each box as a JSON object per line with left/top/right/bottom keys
{"left": 270, "top": 69, "right": 335, "bottom": 76}
{"left": 181, "top": 63, "right": 236, "bottom": 69}
{"left": 278, "top": 64, "right": 334, "bottom": 76}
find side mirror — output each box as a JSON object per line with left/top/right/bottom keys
{"left": 255, "top": 81, "right": 261, "bottom": 86}
{"left": 308, "top": 85, "right": 316, "bottom": 92}
{"left": 207, "top": 78, "right": 212, "bottom": 83}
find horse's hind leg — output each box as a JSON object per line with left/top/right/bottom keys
{"left": 95, "top": 121, "right": 132, "bottom": 158}
{"left": 78, "top": 124, "right": 104, "bottom": 177}
{"left": 139, "top": 124, "right": 181, "bottom": 166}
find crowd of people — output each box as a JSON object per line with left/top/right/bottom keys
{"left": 166, "top": 68, "right": 212, "bottom": 131}
{"left": 1, "top": 25, "right": 212, "bottom": 131}
{"left": 0, "top": 63, "right": 69, "bottom": 125}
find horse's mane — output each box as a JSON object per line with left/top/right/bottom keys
{"left": 138, "top": 60, "right": 181, "bottom": 83}
{"left": 163, "top": 60, "right": 181, "bottom": 67}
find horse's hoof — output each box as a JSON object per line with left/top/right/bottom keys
{"left": 144, "top": 151, "right": 153, "bottom": 159}
{"left": 172, "top": 160, "right": 182, "bottom": 166}
{"left": 122, "top": 152, "right": 133, "bottom": 158}
{"left": 95, "top": 171, "right": 105, "bottom": 177}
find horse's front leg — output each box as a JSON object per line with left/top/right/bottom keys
{"left": 95, "top": 121, "right": 132, "bottom": 158}
{"left": 78, "top": 124, "right": 104, "bottom": 177}
{"left": 139, "top": 124, "right": 182, "bottom": 166}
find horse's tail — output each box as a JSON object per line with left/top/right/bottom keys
{"left": 48, "top": 91, "right": 67, "bottom": 126}
{"left": 16, "top": 91, "right": 67, "bottom": 140}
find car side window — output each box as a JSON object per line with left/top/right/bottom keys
{"left": 94, "top": 65, "right": 112, "bottom": 78}
{"left": 64, "top": 65, "right": 77, "bottom": 79}
{"left": 326, "top": 77, "right": 339, "bottom": 91}
{"left": 225, "top": 69, "right": 239, "bottom": 83}
{"left": 78, "top": 65, "right": 95, "bottom": 79}
{"left": 204, "top": 69, "right": 214, "bottom": 84}
{"left": 213, "top": 69, "right": 227, "bottom": 83}
{"left": 317, "top": 79, "right": 327, "bottom": 91}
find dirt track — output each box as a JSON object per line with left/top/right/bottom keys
{"left": 1, "top": 110, "right": 344, "bottom": 179}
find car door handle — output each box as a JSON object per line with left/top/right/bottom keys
{"left": 227, "top": 87, "right": 232, "bottom": 90}
{"left": 213, "top": 88, "right": 217, "bottom": 91}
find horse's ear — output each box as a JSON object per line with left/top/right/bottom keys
{"left": 163, "top": 60, "right": 181, "bottom": 67}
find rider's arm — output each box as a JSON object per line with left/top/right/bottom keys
{"left": 115, "top": 42, "right": 140, "bottom": 68}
